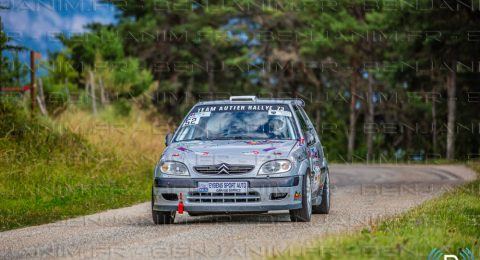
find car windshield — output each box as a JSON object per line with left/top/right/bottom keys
{"left": 174, "top": 104, "right": 298, "bottom": 142}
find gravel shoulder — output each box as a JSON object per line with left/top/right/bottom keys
{"left": 0, "top": 164, "right": 476, "bottom": 260}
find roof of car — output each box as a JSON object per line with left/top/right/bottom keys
{"left": 196, "top": 96, "right": 305, "bottom": 107}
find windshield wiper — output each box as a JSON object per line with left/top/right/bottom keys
{"left": 232, "top": 136, "right": 248, "bottom": 140}
{"left": 183, "top": 137, "right": 208, "bottom": 141}
{"left": 211, "top": 136, "right": 257, "bottom": 140}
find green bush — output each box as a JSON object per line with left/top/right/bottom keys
{"left": 43, "top": 81, "right": 78, "bottom": 112}
{"left": 112, "top": 98, "right": 132, "bottom": 117}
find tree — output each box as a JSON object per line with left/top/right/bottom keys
{"left": 55, "top": 0, "right": 480, "bottom": 161}
{"left": 58, "top": 25, "right": 154, "bottom": 107}
{"left": 390, "top": 0, "right": 480, "bottom": 160}
{"left": 41, "top": 52, "right": 79, "bottom": 113}
{"left": 58, "top": 26, "right": 124, "bottom": 75}
{"left": 0, "top": 17, "right": 27, "bottom": 87}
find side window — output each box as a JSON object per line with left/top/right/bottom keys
{"left": 298, "top": 107, "right": 314, "bottom": 129}
{"left": 293, "top": 106, "right": 309, "bottom": 132}
{"left": 295, "top": 106, "right": 321, "bottom": 150}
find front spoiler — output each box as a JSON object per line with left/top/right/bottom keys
{"left": 153, "top": 203, "right": 301, "bottom": 212}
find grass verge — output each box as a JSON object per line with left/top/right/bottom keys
{"left": 58, "top": 106, "right": 166, "bottom": 162}
{"left": 0, "top": 104, "right": 163, "bottom": 231}
{"left": 276, "top": 163, "right": 480, "bottom": 259}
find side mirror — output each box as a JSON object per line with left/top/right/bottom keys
{"left": 165, "top": 133, "right": 173, "bottom": 146}
{"left": 305, "top": 132, "right": 315, "bottom": 146}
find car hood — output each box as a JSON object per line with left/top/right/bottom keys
{"left": 162, "top": 139, "right": 298, "bottom": 166}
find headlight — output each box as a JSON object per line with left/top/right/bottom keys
{"left": 259, "top": 160, "right": 292, "bottom": 175}
{"left": 158, "top": 161, "right": 190, "bottom": 176}
{"left": 291, "top": 147, "right": 307, "bottom": 161}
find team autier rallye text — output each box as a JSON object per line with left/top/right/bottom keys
{"left": 152, "top": 96, "right": 330, "bottom": 224}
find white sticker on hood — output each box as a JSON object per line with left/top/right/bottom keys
{"left": 268, "top": 109, "right": 292, "bottom": 117}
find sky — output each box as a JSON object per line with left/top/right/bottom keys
{"left": 0, "top": 0, "right": 117, "bottom": 60}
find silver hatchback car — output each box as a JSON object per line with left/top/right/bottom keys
{"left": 152, "top": 96, "right": 330, "bottom": 224}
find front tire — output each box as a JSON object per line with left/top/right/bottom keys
{"left": 152, "top": 210, "right": 175, "bottom": 224}
{"left": 290, "top": 173, "right": 312, "bottom": 222}
{"left": 313, "top": 172, "right": 330, "bottom": 214}
{"left": 151, "top": 187, "right": 175, "bottom": 224}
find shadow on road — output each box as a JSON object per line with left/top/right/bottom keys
{"left": 174, "top": 212, "right": 292, "bottom": 225}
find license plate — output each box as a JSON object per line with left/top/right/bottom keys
{"left": 197, "top": 182, "right": 248, "bottom": 193}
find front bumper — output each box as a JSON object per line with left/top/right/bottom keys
{"left": 152, "top": 176, "right": 303, "bottom": 213}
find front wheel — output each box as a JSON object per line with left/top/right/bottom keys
{"left": 289, "top": 173, "right": 312, "bottom": 222}
{"left": 313, "top": 171, "right": 330, "bottom": 214}
{"left": 152, "top": 210, "right": 175, "bottom": 224}
{"left": 151, "top": 187, "right": 175, "bottom": 224}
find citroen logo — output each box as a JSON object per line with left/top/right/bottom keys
{"left": 217, "top": 163, "right": 230, "bottom": 174}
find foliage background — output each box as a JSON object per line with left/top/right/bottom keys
{"left": 1, "top": 0, "right": 480, "bottom": 162}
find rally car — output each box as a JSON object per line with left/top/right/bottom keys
{"left": 152, "top": 96, "right": 330, "bottom": 224}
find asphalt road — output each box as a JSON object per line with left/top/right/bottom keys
{"left": 0, "top": 164, "right": 476, "bottom": 260}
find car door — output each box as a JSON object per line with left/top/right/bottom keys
{"left": 297, "top": 107, "right": 328, "bottom": 188}
{"left": 293, "top": 105, "right": 325, "bottom": 196}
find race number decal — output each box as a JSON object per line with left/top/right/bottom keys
{"left": 184, "top": 116, "right": 200, "bottom": 126}
{"left": 183, "top": 111, "right": 211, "bottom": 126}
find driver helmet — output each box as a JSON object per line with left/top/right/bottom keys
{"left": 268, "top": 118, "right": 285, "bottom": 136}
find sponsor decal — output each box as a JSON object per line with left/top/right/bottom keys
{"left": 198, "top": 181, "right": 248, "bottom": 193}
{"left": 194, "top": 104, "right": 290, "bottom": 113}
{"left": 177, "top": 147, "right": 192, "bottom": 152}
{"left": 299, "top": 138, "right": 305, "bottom": 146}
{"left": 243, "top": 151, "right": 260, "bottom": 155}
{"left": 268, "top": 109, "right": 292, "bottom": 117}
{"left": 195, "top": 151, "right": 209, "bottom": 156}
{"left": 273, "top": 151, "right": 282, "bottom": 155}
{"left": 194, "top": 111, "right": 211, "bottom": 117}
{"left": 172, "top": 153, "right": 180, "bottom": 157}
{"left": 197, "top": 183, "right": 209, "bottom": 193}
{"left": 263, "top": 147, "right": 277, "bottom": 152}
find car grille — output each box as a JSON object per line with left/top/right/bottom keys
{"left": 187, "top": 191, "right": 261, "bottom": 203}
{"left": 194, "top": 164, "right": 254, "bottom": 175}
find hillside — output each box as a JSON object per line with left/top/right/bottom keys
{"left": 0, "top": 103, "right": 163, "bottom": 231}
